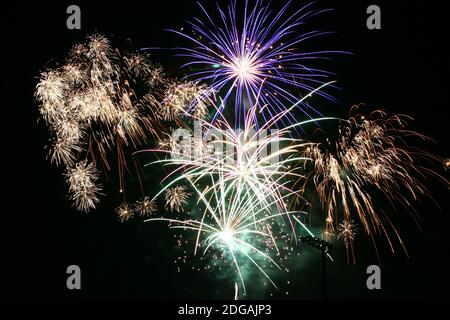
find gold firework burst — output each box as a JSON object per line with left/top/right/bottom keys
{"left": 135, "top": 196, "right": 157, "bottom": 217}
{"left": 65, "top": 161, "right": 102, "bottom": 212}
{"left": 116, "top": 203, "right": 135, "bottom": 222}
{"left": 165, "top": 185, "right": 191, "bottom": 212}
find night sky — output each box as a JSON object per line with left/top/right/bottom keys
{"left": 5, "top": 0, "right": 450, "bottom": 300}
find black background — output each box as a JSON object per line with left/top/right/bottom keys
{"left": 4, "top": 0, "right": 450, "bottom": 300}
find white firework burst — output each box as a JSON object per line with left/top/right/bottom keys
{"left": 116, "top": 107, "right": 145, "bottom": 146}
{"left": 135, "top": 196, "right": 157, "bottom": 217}
{"left": 86, "top": 34, "right": 112, "bottom": 60}
{"left": 124, "top": 53, "right": 152, "bottom": 78}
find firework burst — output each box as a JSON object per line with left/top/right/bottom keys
{"left": 35, "top": 34, "right": 212, "bottom": 212}
{"left": 143, "top": 83, "right": 335, "bottom": 220}
{"left": 135, "top": 196, "right": 158, "bottom": 217}
{"left": 143, "top": 86, "right": 335, "bottom": 293}
{"left": 304, "top": 106, "right": 446, "bottom": 262}
{"left": 147, "top": 170, "right": 309, "bottom": 293}
{"left": 65, "top": 161, "right": 102, "bottom": 212}
{"left": 33, "top": 3, "right": 448, "bottom": 300}
{"left": 159, "top": 81, "right": 214, "bottom": 121}
{"left": 172, "top": 0, "right": 344, "bottom": 126}
{"left": 165, "top": 185, "right": 191, "bottom": 212}
{"left": 338, "top": 220, "right": 357, "bottom": 244}
{"left": 116, "top": 203, "right": 135, "bottom": 222}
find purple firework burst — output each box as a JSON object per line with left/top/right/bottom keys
{"left": 171, "top": 0, "right": 346, "bottom": 127}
